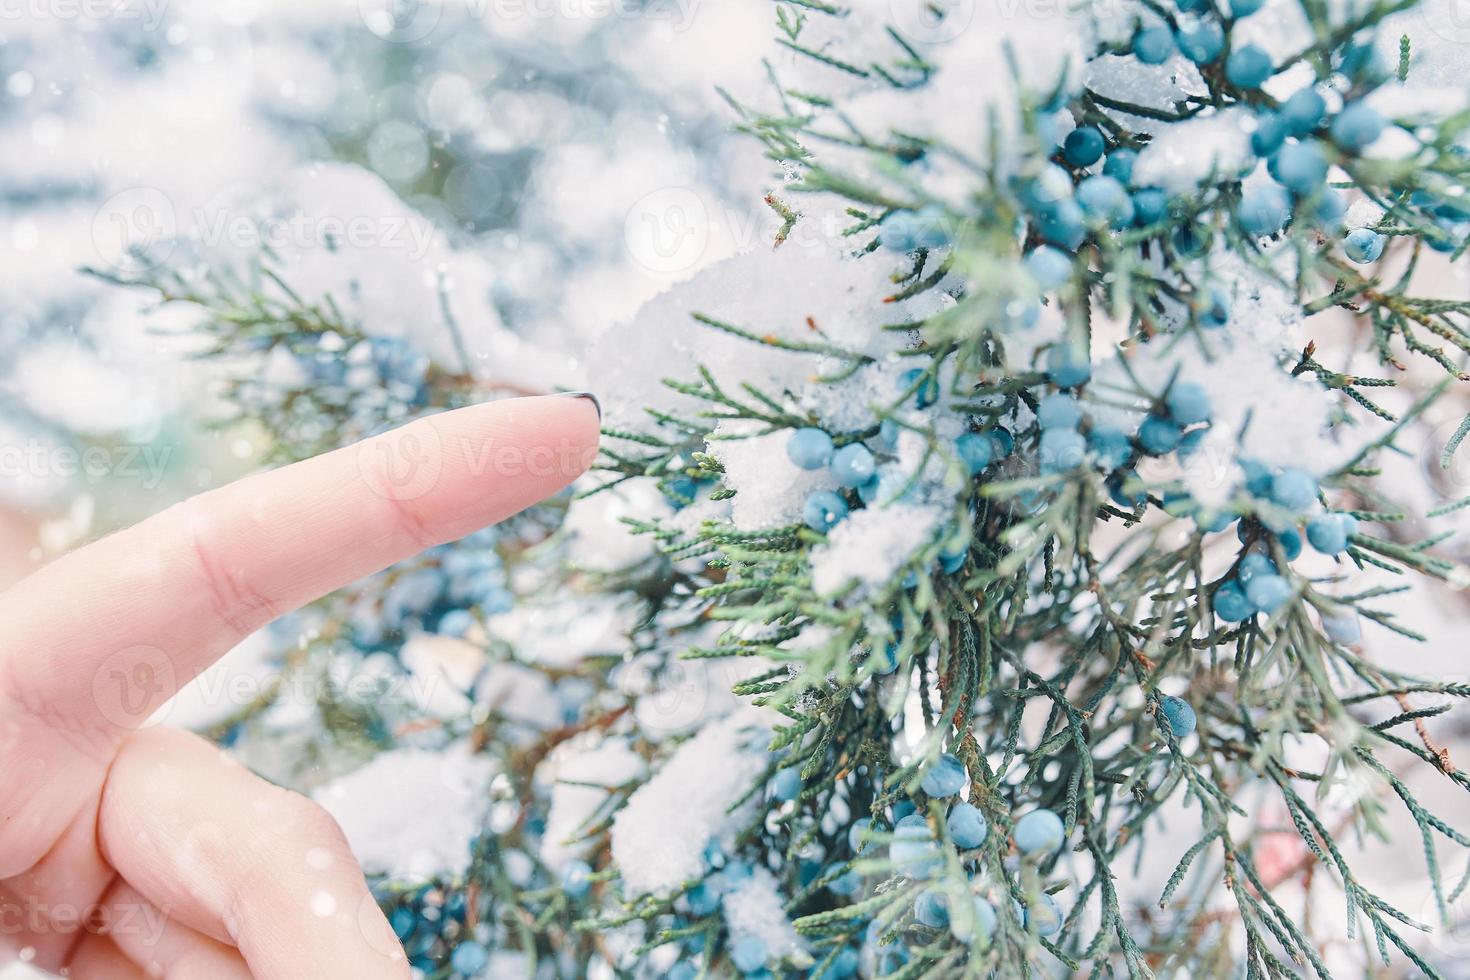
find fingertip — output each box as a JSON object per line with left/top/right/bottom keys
{"left": 548, "top": 391, "right": 603, "bottom": 476}
{"left": 423, "top": 393, "right": 601, "bottom": 523}
{"left": 554, "top": 389, "right": 602, "bottom": 423}
{"left": 498, "top": 391, "right": 602, "bottom": 483}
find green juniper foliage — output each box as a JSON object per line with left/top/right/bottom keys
{"left": 100, "top": 0, "right": 1470, "bottom": 977}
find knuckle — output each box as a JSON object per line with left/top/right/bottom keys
{"left": 271, "top": 787, "right": 350, "bottom": 850}
{"left": 380, "top": 487, "right": 437, "bottom": 552}
{"left": 360, "top": 425, "right": 439, "bottom": 550}
{"left": 173, "top": 494, "right": 283, "bottom": 638}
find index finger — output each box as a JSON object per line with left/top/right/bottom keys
{"left": 0, "top": 393, "right": 600, "bottom": 736}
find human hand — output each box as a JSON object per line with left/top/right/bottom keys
{"left": 0, "top": 395, "right": 600, "bottom": 978}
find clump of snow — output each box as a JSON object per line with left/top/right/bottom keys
{"left": 1085, "top": 55, "right": 1207, "bottom": 133}
{"left": 610, "top": 710, "right": 773, "bottom": 895}
{"left": 1194, "top": 250, "right": 1309, "bottom": 346}
{"left": 615, "top": 650, "right": 757, "bottom": 737}
{"left": 561, "top": 480, "right": 673, "bottom": 573}
{"left": 475, "top": 663, "right": 563, "bottom": 737}
{"left": 487, "top": 597, "right": 638, "bottom": 669}
{"left": 812, "top": 503, "right": 945, "bottom": 595}
{"left": 1084, "top": 246, "right": 1374, "bottom": 485}
{"left": 709, "top": 359, "right": 972, "bottom": 534}
{"left": 1132, "top": 110, "right": 1255, "bottom": 195}
{"left": 1373, "top": 1, "right": 1470, "bottom": 119}
{"left": 312, "top": 744, "right": 496, "bottom": 880}
{"left": 841, "top": 0, "right": 1090, "bottom": 164}
{"left": 1343, "top": 198, "right": 1387, "bottom": 231}
{"left": 798, "top": 360, "right": 906, "bottom": 435}
{"left": 1094, "top": 330, "right": 1351, "bottom": 485}
{"left": 1086, "top": 0, "right": 1152, "bottom": 45}
{"left": 401, "top": 633, "right": 502, "bottom": 720}
{"left": 541, "top": 740, "right": 646, "bottom": 869}
{"left": 589, "top": 246, "right": 937, "bottom": 434}
{"left": 722, "top": 866, "right": 808, "bottom": 962}
{"left": 1176, "top": 427, "right": 1248, "bottom": 510}
{"left": 193, "top": 162, "right": 566, "bottom": 383}
{"left": 1229, "top": 0, "right": 1316, "bottom": 61}
{"left": 713, "top": 425, "right": 838, "bottom": 531}
{"left": 2, "top": 339, "right": 170, "bottom": 436}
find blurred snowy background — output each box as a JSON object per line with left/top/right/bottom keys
{"left": 0, "top": 0, "right": 777, "bottom": 583}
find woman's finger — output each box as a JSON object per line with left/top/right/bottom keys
{"left": 0, "top": 393, "right": 599, "bottom": 736}
{"left": 98, "top": 725, "right": 410, "bottom": 980}
{"left": 79, "top": 879, "right": 252, "bottom": 980}
{"left": 62, "top": 936, "right": 152, "bottom": 980}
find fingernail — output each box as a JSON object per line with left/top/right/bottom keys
{"left": 556, "top": 390, "right": 601, "bottom": 422}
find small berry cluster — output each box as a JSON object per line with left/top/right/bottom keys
{"left": 1010, "top": 0, "right": 1412, "bottom": 334}
{"left": 1210, "top": 466, "right": 1359, "bottom": 621}
{"left": 788, "top": 426, "right": 878, "bottom": 532}
{"left": 673, "top": 844, "right": 847, "bottom": 978}
{"left": 787, "top": 368, "right": 1014, "bottom": 545}
{"left": 241, "top": 333, "right": 434, "bottom": 437}
{"left": 347, "top": 528, "right": 512, "bottom": 648}
{"left": 381, "top": 883, "right": 484, "bottom": 978}
{"left": 843, "top": 752, "right": 1071, "bottom": 967}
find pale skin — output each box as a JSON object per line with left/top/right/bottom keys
{"left": 0, "top": 395, "right": 601, "bottom": 978}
